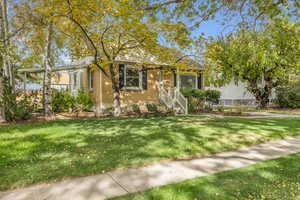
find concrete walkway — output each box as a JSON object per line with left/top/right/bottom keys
{"left": 1, "top": 136, "right": 300, "bottom": 200}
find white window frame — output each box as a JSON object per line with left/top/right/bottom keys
{"left": 89, "top": 70, "right": 94, "bottom": 90}
{"left": 73, "top": 73, "right": 77, "bottom": 87}
{"left": 124, "top": 65, "right": 142, "bottom": 90}
{"left": 178, "top": 73, "right": 198, "bottom": 89}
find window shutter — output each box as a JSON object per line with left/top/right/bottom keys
{"left": 197, "top": 74, "right": 202, "bottom": 89}
{"left": 142, "top": 70, "right": 148, "bottom": 90}
{"left": 119, "top": 64, "right": 125, "bottom": 89}
{"left": 173, "top": 72, "right": 177, "bottom": 87}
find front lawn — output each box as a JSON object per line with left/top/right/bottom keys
{"left": 1, "top": 116, "right": 300, "bottom": 190}
{"left": 224, "top": 107, "right": 300, "bottom": 115}
{"left": 111, "top": 152, "right": 300, "bottom": 200}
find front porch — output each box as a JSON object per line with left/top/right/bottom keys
{"left": 158, "top": 70, "right": 204, "bottom": 114}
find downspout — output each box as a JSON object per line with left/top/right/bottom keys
{"left": 100, "top": 69, "right": 103, "bottom": 113}
{"left": 95, "top": 69, "right": 103, "bottom": 116}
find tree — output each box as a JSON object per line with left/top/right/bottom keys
{"left": 29, "top": 0, "right": 194, "bottom": 116}
{"left": 0, "top": 0, "right": 14, "bottom": 122}
{"left": 205, "top": 18, "right": 300, "bottom": 108}
{"left": 14, "top": 2, "right": 70, "bottom": 116}
{"left": 11, "top": 0, "right": 299, "bottom": 117}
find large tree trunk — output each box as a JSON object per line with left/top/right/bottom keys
{"left": 1, "top": 0, "right": 13, "bottom": 87}
{"left": 255, "top": 91, "right": 271, "bottom": 109}
{"left": 0, "top": 0, "right": 12, "bottom": 122}
{"left": 0, "top": 65, "right": 5, "bottom": 122}
{"left": 248, "top": 74, "right": 273, "bottom": 109}
{"left": 109, "top": 63, "right": 121, "bottom": 116}
{"left": 43, "top": 23, "right": 53, "bottom": 116}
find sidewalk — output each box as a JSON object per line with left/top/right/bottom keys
{"left": 1, "top": 135, "right": 300, "bottom": 200}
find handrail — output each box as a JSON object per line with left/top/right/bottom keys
{"left": 174, "top": 88, "right": 188, "bottom": 114}
{"left": 159, "top": 85, "right": 173, "bottom": 109}
{"left": 159, "top": 85, "right": 188, "bottom": 114}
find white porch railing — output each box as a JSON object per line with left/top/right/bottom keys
{"left": 174, "top": 88, "right": 188, "bottom": 115}
{"left": 159, "top": 86, "right": 174, "bottom": 109}
{"left": 159, "top": 85, "right": 188, "bottom": 114}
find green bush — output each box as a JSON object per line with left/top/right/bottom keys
{"left": 181, "top": 88, "right": 206, "bottom": 99}
{"left": 15, "top": 94, "right": 35, "bottom": 120}
{"left": 131, "top": 104, "right": 141, "bottom": 114}
{"left": 181, "top": 89, "right": 221, "bottom": 113}
{"left": 214, "top": 105, "right": 225, "bottom": 112}
{"left": 0, "top": 82, "right": 35, "bottom": 121}
{"left": 204, "top": 105, "right": 213, "bottom": 112}
{"left": 52, "top": 90, "right": 75, "bottom": 112}
{"left": 146, "top": 103, "right": 158, "bottom": 113}
{"left": 181, "top": 89, "right": 221, "bottom": 103}
{"left": 205, "top": 90, "right": 221, "bottom": 104}
{"left": 52, "top": 88, "right": 94, "bottom": 113}
{"left": 274, "top": 81, "right": 300, "bottom": 108}
{"left": 74, "top": 88, "right": 94, "bottom": 112}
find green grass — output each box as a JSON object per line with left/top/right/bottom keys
{"left": 110, "top": 153, "right": 300, "bottom": 200}
{"left": 1, "top": 116, "right": 300, "bottom": 191}
{"left": 224, "top": 107, "right": 300, "bottom": 115}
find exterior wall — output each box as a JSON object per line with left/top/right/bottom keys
{"left": 81, "top": 64, "right": 204, "bottom": 111}
{"left": 210, "top": 80, "right": 276, "bottom": 106}
{"left": 210, "top": 81, "right": 255, "bottom": 100}
{"left": 52, "top": 72, "right": 70, "bottom": 85}
{"left": 162, "top": 72, "right": 174, "bottom": 89}
{"left": 101, "top": 69, "right": 169, "bottom": 108}
{"left": 81, "top": 67, "right": 175, "bottom": 110}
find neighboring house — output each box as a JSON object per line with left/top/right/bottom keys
{"left": 69, "top": 54, "right": 204, "bottom": 114}
{"left": 17, "top": 72, "right": 70, "bottom": 92}
{"left": 210, "top": 80, "right": 276, "bottom": 106}
{"left": 209, "top": 81, "right": 256, "bottom": 106}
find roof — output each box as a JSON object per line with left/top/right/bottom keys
{"left": 18, "top": 47, "right": 203, "bottom": 73}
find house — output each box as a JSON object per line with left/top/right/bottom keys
{"left": 16, "top": 72, "right": 71, "bottom": 92}
{"left": 209, "top": 81, "right": 257, "bottom": 106}
{"left": 69, "top": 53, "right": 204, "bottom": 114}
{"left": 209, "top": 80, "right": 277, "bottom": 107}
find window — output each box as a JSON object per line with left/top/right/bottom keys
{"left": 125, "top": 66, "right": 141, "bottom": 89}
{"left": 179, "top": 74, "right": 197, "bottom": 89}
{"left": 89, "top": 70, "right": 94, "bottom": 89}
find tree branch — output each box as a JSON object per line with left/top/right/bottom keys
{"left": 64, "top": 0, "right": 108, "bottom": 76}
{"left": 140, "top": 0, "right": 185, "bottom": 10}
{"left": 100, "top": 25, "right": 111, "bottom": 60}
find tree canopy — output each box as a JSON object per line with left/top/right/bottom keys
{"left": 205, "top": 18, "right": 300, "bottom": 107}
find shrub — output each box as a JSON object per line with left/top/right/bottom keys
{"left": 15, "top": 94, "right": 35, "bottom": 120}
{"left": 52, "top": 90, "right": 75, "bottom": 112}
{"left": 214, "top": 105, "right": 225, "bottom": 112}
{"left": 0, "top": 82, "right": 35, "bottom": 121}
{"left": 146, "top": 103, "right": 158, "bottom": 113}
{"left": 131, "top": 104, "right": 141, "bottom": 114}
{"left": 205, "top": 90, "right": 221, "bottom": 104}
{"left": 181, "top": 88, "right": 206, "bottom": 99}
{"left": 204, "top": 105, "right": 213, "bottom": 112}
{"left": 181, "top": 89, "right": 221, "bottom": 113}
{"left": 52, "top": 88, "right": 94, "bottom": 113}
{"left": 74, "top": 88, "right": 94, "bottom": 112}
{"left": 274, "top": 81, "right": 300, "bottom": 108}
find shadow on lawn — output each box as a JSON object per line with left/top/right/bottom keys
{"left": 112, "top": 152, "right": 300, "bottom": 200}
{"left": 0, "top": 116, "right": 299, "bottom": 192}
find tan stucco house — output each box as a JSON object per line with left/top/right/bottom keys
{"left": 69, "top": 54, "right": 204, "bottom": 114}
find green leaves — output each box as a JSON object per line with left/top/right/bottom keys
{"left": 205, "top": 18, "right": 300, "bottom": 107}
